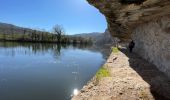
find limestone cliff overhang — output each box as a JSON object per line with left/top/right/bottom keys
{"left": 87, "top": 0, "right": 170, "bottom": 41}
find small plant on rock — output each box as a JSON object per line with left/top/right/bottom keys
{"left": 96, "top": 66, "right": 110, "bottom": 81}
{"left": 112, "top": 47, "right": 119, "bottom": 53}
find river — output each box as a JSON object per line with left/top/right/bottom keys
{"left": 0, "top": 42, "right": 106, "bottom": 100}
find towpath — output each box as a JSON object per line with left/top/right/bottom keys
{"left": 72, "top": 48, "right": 170, "bottom": 100}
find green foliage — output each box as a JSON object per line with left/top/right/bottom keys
{"left": 0, "top": 25, "right": 93, "bottom": 45}
{"left": 112, "top": 47, "right": 119, "bottom": 53}
{"left": 96, "top": 66, "right": 110, "bottom": 81}
{"left": 0, "top": 32, "right": 92, "bottom": 45}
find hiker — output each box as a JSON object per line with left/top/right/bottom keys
{"left": 129, "top": 40, "right": 135, "bottom": 53}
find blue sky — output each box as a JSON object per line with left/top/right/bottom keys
{"left": 0, "top": 0, "right": 107, "bottom": 34}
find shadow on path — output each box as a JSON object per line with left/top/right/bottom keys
{"left": 120, "top": 48, "right": 170, "bottom": 100}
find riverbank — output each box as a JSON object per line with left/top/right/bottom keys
{"left": 72, "top": 47, "right": 170, "bottom": 100}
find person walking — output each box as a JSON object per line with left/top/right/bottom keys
{"left": 129, "top": 40, "right": 135, "bottom": 53}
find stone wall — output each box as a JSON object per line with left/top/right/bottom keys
{"left": 132, "top": 17, "right": 170, "bottom": 77}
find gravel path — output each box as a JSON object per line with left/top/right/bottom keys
{"left": 72, "top": 48, "right": 170, "bottom": 100}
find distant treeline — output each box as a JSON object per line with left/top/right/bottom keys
{"left": 0, "top": 24, "right": 93, "bottom": 45}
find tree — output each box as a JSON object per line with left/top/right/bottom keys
{"left": 3, "top": 33, "right": 6, "bottom": 40}
{"left": 41, "top": 32, "right": 44, "bottom": 41}
{"left": 11, "top": 26, "right": 14, "bottom": 40}
{"left": 53, "top": 25, "right": 65, "bottom": 43}
{"left": 23, "top": 29, "right": 26, "bottom": 40}
{"left": 31, "top": 30, "right": 36, "bottom": 41}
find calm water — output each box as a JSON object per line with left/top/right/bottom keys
{"left": 0, "top": 42, "right": 105, "bottom": 100}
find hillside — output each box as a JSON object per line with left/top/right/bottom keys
{"left": 0, "top": 22, "right": 29, "bottom": 34}
{"left": 73, "top": 32, "right": 102, "bottom": 39}
{"left": 0, "top": 22, "right": 44, "bottom": 34}
{"left": 0, "top": 22, "right": 91, "bottom": 44}
{"left": 73, "top": 30, "right": 119, "bottom": 46}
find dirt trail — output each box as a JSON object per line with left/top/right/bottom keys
{"left": 72, "top": 48, "right": 170, "bottom": 100}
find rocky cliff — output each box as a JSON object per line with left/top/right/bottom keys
{"left": 87, "top": 0, "right": 170, "bottom": 77}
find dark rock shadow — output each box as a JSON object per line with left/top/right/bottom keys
{"left": 119, "top": 48, "right": 170, "bottom": 100}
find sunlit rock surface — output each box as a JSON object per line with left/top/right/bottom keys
{"left": 87, "top": 0, "right": 170, "bottom": 40}
{"left": 87, "top": 0, "right": 170, "bottom": 77}
{"left": 132, "top": 17, "right": 170, "bottom": 77}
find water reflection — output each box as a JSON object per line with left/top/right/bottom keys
{"left": 0, "top": 42, "right": 93, "bottom": 57}
{"left": 73, "top": 88, "right": 79, "bottom": 96}
{"left": 0, "top": 42, "right": 106, "bottom": 100}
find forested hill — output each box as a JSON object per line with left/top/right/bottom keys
{"left": 0, "top": 22, "right": 92, "bottom": 44}
{"left": 0, "top": 22, "right": 46, "bottom": 34}
{"left": 73, "top": 30, "right": 119, "bottom": 45}
{"left": 73, "top": 32, "right": 102, "bottom": 39}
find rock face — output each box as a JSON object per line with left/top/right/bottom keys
{"left": 87, "top": 0, "right": 170, "bottom": 77}
{"left": 132, "top": 17, "right": 170, "bottom": 77}
{"left": 95, "top": 29, "right": 120, "bottom": 46}
{"left": 87, "top": 0, "right": 170, "bottom": 40}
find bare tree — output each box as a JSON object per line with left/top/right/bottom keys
{"left": 53, "top": 25, "right": 65, "bottom": 43}
{"left": 23, "top": 29, "right": 26, "bottom": 40}
{"left": 11, "top": 26, "right": 14, "bottom": 40}
{"left": 3, "top": 33, "right": 6, "bottom": 40}
{"left": 31, "top": 30, "right": 36, "bottom": 41}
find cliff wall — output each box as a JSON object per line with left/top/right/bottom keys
{"left": 87, "top": 0, "right": 170, "bottom": 77}
{"left": 132, "top": 17, "right": 170, "bottom": 77}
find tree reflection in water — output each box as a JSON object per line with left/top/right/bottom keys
{"left": 0, "top": 42, "right": 93, "bottom": 59}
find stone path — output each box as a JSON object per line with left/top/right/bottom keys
{"left": 72, "top": 48, "right": 170, "bottom": 100}
{"left": 120, "top": 49, "right": 170, "bottom": 100}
